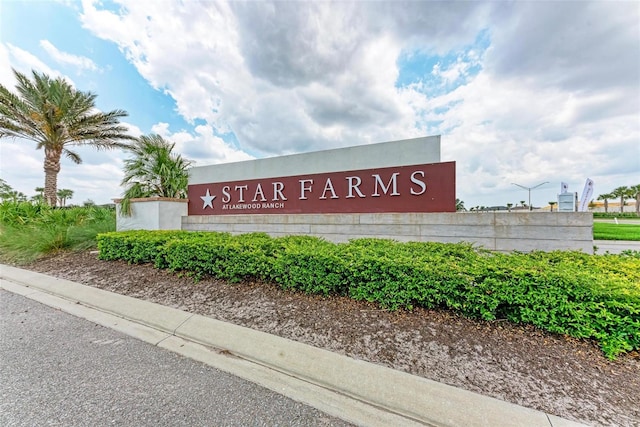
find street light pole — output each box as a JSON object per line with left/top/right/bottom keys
{"left": 511, "top": 182, "right": 549, "bottom": 211}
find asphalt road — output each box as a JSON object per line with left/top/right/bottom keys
{"left": 594, "top": 218, "right": 640, "bottom": 225}
{"left": 0, "top": 290, "right": 352, "bottom": 427}
{"left": 593, "top": 240, "right": 640, "bottom": 254}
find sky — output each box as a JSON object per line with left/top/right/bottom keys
{"left": 0, "top": 0, "right": 638, "bottom": 209}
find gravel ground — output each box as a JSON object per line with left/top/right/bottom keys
{"left": 25, "top": 250, "right": 640, "bottom": 427}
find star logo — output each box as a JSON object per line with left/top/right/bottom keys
{"left": 200, "top": 189, "right": 216, "bottom": 209}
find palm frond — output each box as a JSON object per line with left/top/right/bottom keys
{"left": 63, "top": 148, "right": 82, "bottom": 164}
{"left": 119, "top": 134, "right": 192, "bottom": 213}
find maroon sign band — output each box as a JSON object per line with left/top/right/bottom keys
{"left": 188, "top": 161, "right": 455, "bottom": 215}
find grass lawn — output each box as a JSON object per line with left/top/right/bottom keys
{"left": 593, "top": 222, "right": 640, "bottom": 241}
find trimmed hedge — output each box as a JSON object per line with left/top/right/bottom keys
{"left": 594, "top": 212, "right": 639, "bottom": 219}
{"left": 97, "top": 230, "right": 640, "bottom": 359}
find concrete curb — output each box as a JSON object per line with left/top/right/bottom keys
{"left": 0, "top": 264, "right": 587, "bottom": 427}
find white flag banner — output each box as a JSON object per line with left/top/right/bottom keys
{"left": 578, "top": 179, "right": 594, "bottom": 212}
{"left": 561, "top": 182, "right": 569, "bottom": 194}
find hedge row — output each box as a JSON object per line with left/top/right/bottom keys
{"left": 96, "top": 231, "right": 640, "bottom": 359}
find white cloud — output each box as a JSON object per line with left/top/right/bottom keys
{"left": 0, "top": 45, "right": 15, "bottom": 87}
{"left": 121, "top": 121, "right": 144, "bottom": 138}
{"left": 432, "top": 71, "right": 639, "bottom": 206}
{"left": 0, "top": 136, "right": 130, "bottom": 205}
{"left": 39, "top": 40, "right": 99, "bottom": 72}
{"left": 486, "top": 2, "right": 640, "bottom": 93}
{"left": 0, "top": 143, "right": 49, "bottom": 201}
{"left": 4, "top": 0, "right": 637, "bottom": 209}
{"left": 150, "top": 122, "right": 253, "bottom": 166}
{"left": 78, "top": 1, "right": 433, "bottom": 156}
{"left": 1, "top": 43, "right": 60, "bottom": 86}
{"left": 0, "top": 43, "right": 82, "bottom": 93}
{"left": 60, "top": 162, "right": 125, "bottom": 204}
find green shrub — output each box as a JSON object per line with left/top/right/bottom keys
{"left": 163, "top": 232, "right": 275, "bottom": 281}
{"left": 97, "top": 230, "right": 193, "bottom": 265}
{"left": 270, "top": 236, "right": 349, "bottom": 295}
{"left": 96, "top": 230, "right": 640, "bottom": 359}
{"left": 593, "top": 212, "right": 639, "bottom": 219}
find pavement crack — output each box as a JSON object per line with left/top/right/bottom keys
{"left": 173, "top": 313, "right": 196, "bottom": 335}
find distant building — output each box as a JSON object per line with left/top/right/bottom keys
{"left": 587, "top": 200, "right": 637, "bottom": 213}
{"left": 539, "top": 200, "right": 637, "bottom": 212}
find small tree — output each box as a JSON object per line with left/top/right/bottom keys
{"left": 5, "top": 190, "right": 27, "bottom": 203}
{"left": 611, "top": 186, "right": 631, "bottom": 213}
{"left": 506, "top": 202, "right": 513, "bottom": 212}
{"left": 120, "top": 134, "right": 192, "bottom": 214}
{"left": 56, "top": 188, "right": 74, "bottom": 207}
{"left": 630, "top": 184, "right": 640, "bottom": 216}
{"left": 0, "top": 179, "right": 12, "bottom": 201}
{"left": 597, "top": 193, "right": 613, "bottom": 213}
{"left": 548, "top": 201, "right": 556, "bottom": 212}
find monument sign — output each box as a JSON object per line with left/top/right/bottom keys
{"left": 188, "top": 161, "right": 455, "bottom": 215}
{"left": 117, "top": 134, "right": 593, "bottom": 253}
{"left": 187, "top": 136, "right": 456, "bottom": 215}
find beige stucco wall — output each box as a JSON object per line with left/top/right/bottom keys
{"left": 114, "top": 198, "right": 188, "bottom": 231}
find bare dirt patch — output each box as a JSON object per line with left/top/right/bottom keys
{"left": 25, "top": 251, "right": 640, "bottom": 426}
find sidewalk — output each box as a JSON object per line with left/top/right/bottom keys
{"left": 0, "top": 264, "right": 587, "bottom": 427}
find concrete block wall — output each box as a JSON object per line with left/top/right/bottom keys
{"left": 182, "top": 212, "right": 594, "bottom": 253}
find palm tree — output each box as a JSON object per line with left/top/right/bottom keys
{"left": 0, "top": 180, "right": 28, "bottom": 203}
{"left": 0, "top": 179, "right": 12, "bottom": 201}
{"left": 548, "top": 201, "right": 556, "bottom": 212}
{"left": 630, "top": 184, "right": 640, "bottom": 216}
{"left": 0, "top": 69, "right": 135, "bottom": 206}
{"left": 597, "top": 193, "right": 613, "bottom": 213}
{"left": 120, "top": 134, "right": 192, "bottom": 214}
{"left": 56, "top": 188, "right": 74, "bottom": 207}
{"left": 611, "top": 186, "right": 631, "bottom": 213}
{"left": 32, "top": 187, "right": 45, "bottom": 204}
{"left": 455, "top": 198, "right": 466, "bottom": 212}
{"left": 5, "top": 190, "right": 27, "bottom": 203}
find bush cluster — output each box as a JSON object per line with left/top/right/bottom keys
{"left": 0, "top": 202, "right": 115, "bottom": 263}
{"left": 593, "top": 212, "right": 639, "bottom": 219}
{"left": 97, "top": 230, "right": 640, "bottom": 359}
